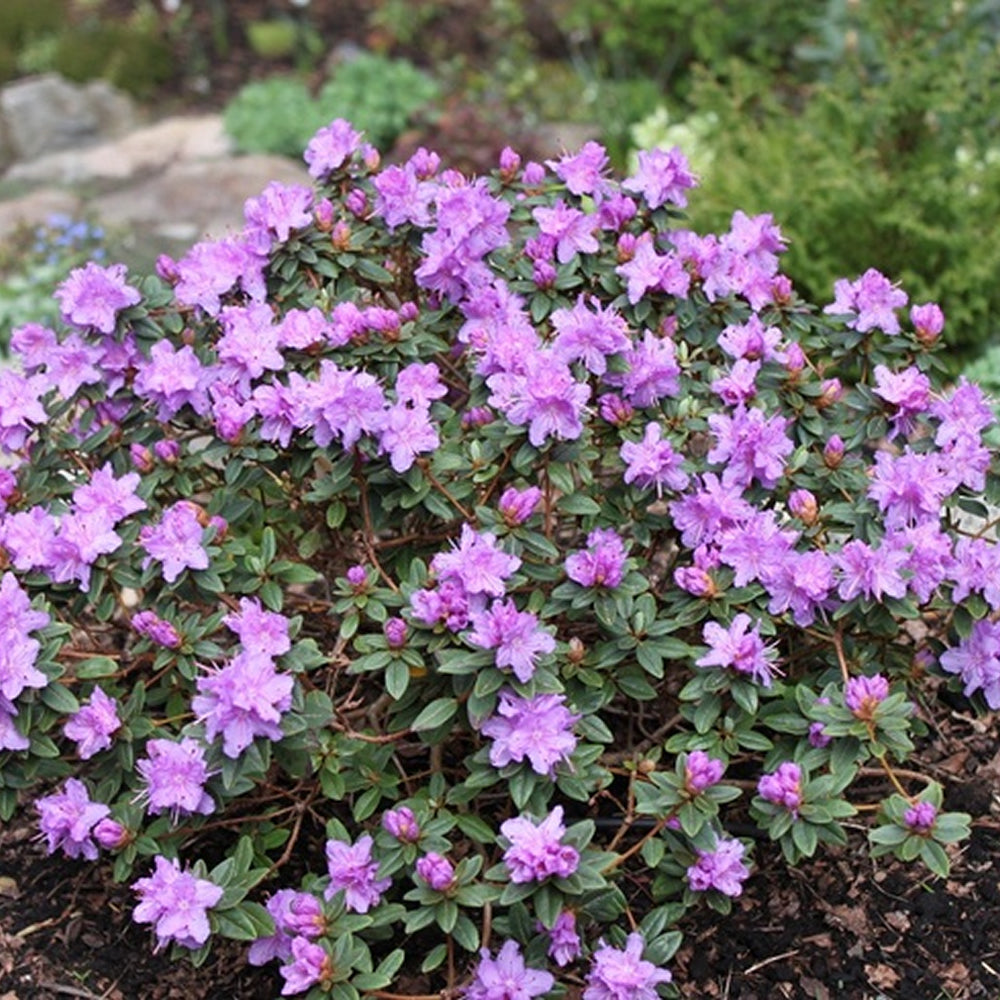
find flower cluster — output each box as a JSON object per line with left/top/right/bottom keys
{"left": 0, "top": 115, "right": 986, "bottom": 996}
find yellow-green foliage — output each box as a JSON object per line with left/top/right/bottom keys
{"left": 669, "top": 6, "right": 1000, "bottom": 365}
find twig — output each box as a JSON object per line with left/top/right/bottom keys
{"left": 744, "top": 949, "right": 800, "bottom": 975}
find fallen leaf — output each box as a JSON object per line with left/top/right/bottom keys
{"left": 866, "top": 963, "right": 901, "bottom": 990}
{"left": 883, "top": 909, "right": 911, "bottom": 933}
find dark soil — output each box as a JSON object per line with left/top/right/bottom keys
{"left": 3, "top": 4, "right": 1000, "bottom": 999}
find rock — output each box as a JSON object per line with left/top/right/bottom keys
{"left": 0, "top": 74, "right": 137, "bottom": 163}
{"left": 89, "top": 154, "right": 311, "bottom": 242}
{"left": 0, "top": 188, "right": 84, "bottom": 240}
{"left": 4, "top": 115, "right": 230, "bottom": 187}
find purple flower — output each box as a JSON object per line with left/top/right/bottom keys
{"left": 464, "top": 940, "right": 554, "bottom": 1000}
{"left": 532, "top": 201, "right": 599, "bottom": 263}
{"left": 606, "top": 329, "right": 682, "bottom": 406}
{"left": 432, "top": 525, "right": 522, "bottom": 599}
{"left": 620, "top": 422, "right": 689, "bottom": 496}
{"left": 216, "top": 302, "right": 284, "bottom": 390}
{"left": 249, "top": 889, "right": 326, "bottom": 966}
{"left": 0, "top": 370, "right": 49, "bottom": 451}
{"left": 36, "top": 778, "right": 110, "bottom": 860}
{"left": 824, "top": 268, "right": 908, "bottom": 335}
{"left": 844, "top": 674, "right": 891, "bottom": 720}
{"left": 136, "top": 737, "right": 215, "bottom": 821}
{"left": 192, "top": 651, "right": 294, "bottom": 758}
{"left": 867, "top": 449, "right": 951, "bottom": 530}
{"left": 54, "top": 261, "right": 141, "bottom": 334}
{"left": 903, "top": 801, "right": 938, "bottom": 836}
{"left": 873, "top": 364, "right": 931, "bottom": 439}
{"left": 550, "top": 295, "right": 630, "bottom": 375}
{"left": 416, "top": 852, "right": 456, "bottom": 892}
{"left": 939, "top": 619, "right": 1000, "bottom": 709}
{"left": 324, "top": 834, "right": 390, "bottom": 912}
{"left": 280, "top": 937, "right": 332, "bottom": 996}
{"left": 835, "top": 538, "right": 908, "bottom": 602}
{"left": 788, "top": 488, "right": 818, "bottom": 525}
{"left": 305, "top": 118, "right": 362, "bottom": 178}
{"left": 707, "top": 405, "right": 793, "bottom": 490}
{"left": 481, "top": 690, "right": 579, "bottom": 776}
{"left": 718, "top": 314, "right": 784, "bottom": 362}
{"left": 133, "top": 340, "right": 214, "bottom": 421}
{"left": 697, "top": 614, "right": 775, "bottom": 687}
{"left": 63, "top": 687, "right": 121, "bottom": 759}
{"left": 500, "top": 805, "right": 580, "bottom": 883}
{"left": 132, "top": 855, "right": 223, "bottom": 951}
{"left": 763, "top": 549, "right": 835, "bottom": 627}
{"left": 382, "top": 806, "right": 421, "bottom": 843}
{"left": 584, "top": 932, "right": 673, "bottom": 1000}
{"left": 139, "top": 502, "right": 210, "bottom": 583}
{"left": 223, "top": 597, "right": 291, "bottom": 657}
{"left": 758, "top": 762, "right": 803, "bottom": 816}
{"left": 380, "top": 401, "right": 440, "bottom": 472}
{"left": 686, "top": 837, "right": 750, "bottom": 897}
{"left": 546, "top": 140, "right": 610, "bottom": 196}
{"left": 488, "top": 352, "right": 591, "bottom": 447}
{"left": 244, "top": 181, "right": 313, "bottom": 249}
{"left": 0, "top": 571, "right": 50, "bottom": 703}
{"left": 546, "top": 910, "right": 582, "bottom": 966}
{"left": 467, "top": 600, "right": 555, "bottom": 682}
{"left": 565, "top": 528, "right": 628, "bottom": 589}
{"left": 684, "top": 750, "right": 725, "bottom": 794}
{"left": 623, "top": 146, "right": 697, "bottom": 209}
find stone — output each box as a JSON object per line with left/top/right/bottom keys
{"left": 5, "top": 115, "right": 229, "bottom": 187}
{"left": 0, "top": 74, "right": 136, "bottom": 163}
{"left": 89, "top": 154, "right": 311, "bottom": 242}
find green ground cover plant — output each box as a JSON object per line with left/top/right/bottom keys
{"left": 223, "top": 53, "right": 440, "bottom": 159}
{"left": 0, "top": 118, "right": 993, "bottom": 998}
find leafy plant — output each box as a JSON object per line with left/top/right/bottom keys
{"left": 670, "top": 2, "right": 1000, "bottom": 366}
{"left": 224, "top": 55, "right": 440, "bottom": 160}
{"left": 0, "top": 117, "right": 990, "bottom": 998}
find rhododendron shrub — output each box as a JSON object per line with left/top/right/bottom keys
{"left": 0, "top": 118, "right": 988, "bottom": 996}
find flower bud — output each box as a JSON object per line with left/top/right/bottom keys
{"left": 154, "top": 439, "right": 181, "bottom": 463}
{"left": 331, "top": 220, "right": 351, "bottom": 251}
{"left": 416, "top": 852, "right": 456, "bottom": 892}
{"left": 498, "top": 486, "right": 542, "bottom": 526}
{"left": 384, "top": 617, "right": 407, "bottom": 650}
{"left": 93, "top": 818, "right": 130, "bottom": 850}
{"left": 817, "top": 377, "right": 843, "bottom": 408}
{"left": 823, "top": 434, "right": 845, "bottom": 469}
{"left": 788, "top": 488, "right": 818, "bottom": 526}
{"left": 785, "top": 342, "right": 806, "bottom": 375}
{"left": 382, "top": 805, "right": 421, "bottom": 843}
{"left": 844, "top": 673, "right": 890, "bottom": 721}
{"left": 910, "top": 302, "right": 944, "bottom": 346}
{"left": 499, "top": 146, "right": 521, "bottom": 182}
{"left": 598, "top": 393, "right": 634, "bottom": 426}
{"left": 130, "top": 442, "right": 154, "bottom": 473}
{"left": 314, "top": 198, "right": 335, "bottom": 231}
{"left": 522, "top": 161, "right": 546, "bottom": 186}
{"left": 566, "top": 636, "right": 586, "bottom": 664}
{"left": 903, "top": 800, "right": 937, "bottom": 835}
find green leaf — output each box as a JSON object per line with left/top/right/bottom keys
{"left": 75, "top": 656, "right": 119, "bottom": 679}
{"left": 411, "top": 697, "right": 458, "bottom": 733}
{"left": 385, "top": 659, "right": 410, "bottom": 701}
